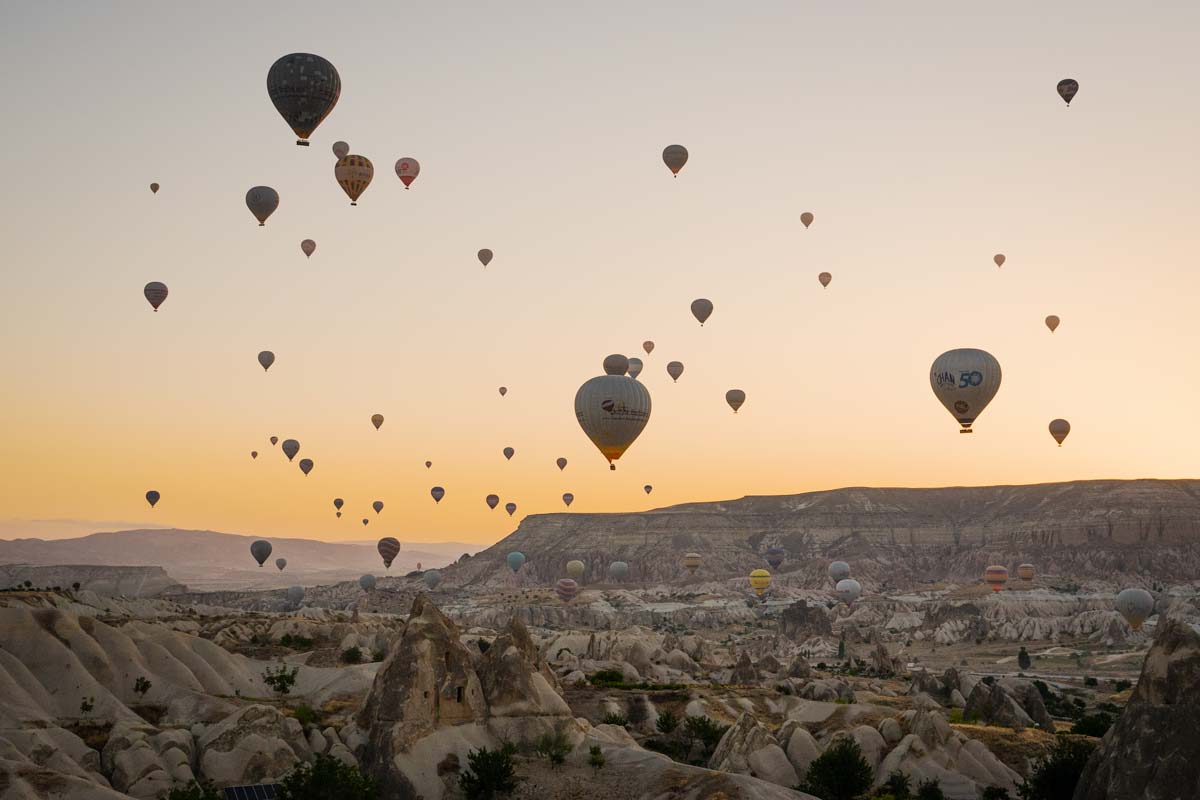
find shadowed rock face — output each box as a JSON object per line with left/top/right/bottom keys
{"left": 1073, "top": 618, "right": 1200, "bottom": 800}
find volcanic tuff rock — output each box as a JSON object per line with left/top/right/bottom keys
{"left": 1073, "top": 617, "right": 1200, "bottom": 800}
{"left": 0, "top": 564, "right": 185, "bottom": 596}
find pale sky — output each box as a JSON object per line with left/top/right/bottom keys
{"left": 2, "top": 2, "right": 1198, "bottom": 544}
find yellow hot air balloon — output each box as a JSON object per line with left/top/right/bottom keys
{"left": 749, "top": 569, "right": 771, "bottom": 597}
{"left": 1017, "top": 563, "right": 1035, "bottom": 582}
{"left": 683, "top": 553, "right": 702, "bottom": 573}
{"left": 334, "top": 155, "right": 374, "bottom": 205}
{"left": 566, "top": 560, "right": 585, "bottom": 580}
{"left": 575, "top": 354, "right": 651, "bottom": 470}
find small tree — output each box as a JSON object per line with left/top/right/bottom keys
{"left": 163, "top": 781, "right": 224, "bottom": 800}
{"left": 72, "top": 582, "right": 81, "bottom": 592}
{"left": 980, "top": 787, "right": 1011, "bottom": 800}
{"left": 535, "top": 726, "right": 573, "bottom": 768}
{"left": 656, "top": 710, "right": 680, "bottom": 734}
{"left": 879, "top": 769, "right": 912, "bottom": 799}
{"left": 1017, "top": 737, "right": 1097, "bottom": 800}
{"left": 341, "top": 646, "right": 363, "bottom": 664}
{"left": 134, "top": 676, "right": 152, "bottom": 698}
{"left": 588, "top": 745, "right": 606, "bottom": 772}
{"left": 915, "top": 777, "right": 946, "bottom": 800}
{"left": 278, "top": 754, "right": 376, "bottom": 800}
{"left": 797, "top": 738, "right": 873, "bottom": 800}
{"left": 79, "top": 696, "right": 95, "bottom": 715}
{"left": 1070, "top": 712, "right": 1113, "bottom": 738}
{"left": 263, "top": 663, "right": 299, "bottom": 696}
{"left": 1018, "top": 647, "right": 1032, "bottom": 671}
{"left": 600, "top": 712, "right": 628, "bottom": 727}
{"left": 460, "top": 745, "right": 519, "bottom": 799}
{"left": 23, "top": 580, "right": 31, "bottom": 588}
{"left": 292, "top": 703, "right": 318, "bottom": 728}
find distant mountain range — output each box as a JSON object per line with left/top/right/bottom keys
{"left": 0, "top": 529, "right": 479, "bottom": 591}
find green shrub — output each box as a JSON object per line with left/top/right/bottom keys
{"left": 278, "top": 754, "right": 376, "bottom": 799}
{"left": 589, "top": 669, "right": 625, "bottom": 686}
{"left": 915, "top": 778, "right": 945, "bottom": 800}
{"left": 797, "top": 738, "right": 873, "bottom": 800}
{"left": 588, "top": 745, "right": 605, "bottom": 772}
{"left": 134, "top": 676, "right": 152, "bottom": 698}
{"left": 372, "top": 649, "right": 387, "bottom": 662}
{"left": 1083, "top": 676, "right": 1098, "bottom": 687}
{"left": 1070, "top": 712, "right": 1114, "bottom": 738}
{"left": 341, "top": 646, "right": 363, "bottom": 664}
{"left": 982, "top": 675, "right": 996, "bottom": 686}
{"left": 263, "top": 663, "right": 299, "bottom": 696}
{"left": 1018, "top": 647, "right": 1032, "bottom": 671}
{"left": 878, "top": 769, "right": 911, "bottom": 799}
{"left": 459, "top": 746, "right": 519, "bottom": 799}
{"left": 979, "top": 787, "right": 1011, "bottom": 800}
{"left": 79, "top": 697, "right": 94, "bottom": 715}
{"left": 162, "top": 781, "right": 223, "bottom": 800}
{"left": 600, "top": 712, "right": 628, "bottom": 727}
{"left": 656, "top": 710, "right": 679, "bottom": 734}
{"left": 534, "top": 727, "right": 572, "bottom": 768}
{"left": 1113, "top": 679, "right": 1132, "bottom": 692}
{"left": 1017, "top": 737, "right": 1097, "bottom": 800}
{"left": 280, "top": 634, "right": 315, "bottom": 650}
{"left": 292, "top": 703, "right": 318, "bottom": 728}
{"left": 682, "top": 716, "right": 729, "bottom": 758}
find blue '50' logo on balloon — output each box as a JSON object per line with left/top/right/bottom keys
{"left": 958, "top": 371, "right": 984, "bottom": 388}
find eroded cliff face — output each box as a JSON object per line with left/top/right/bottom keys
{"left": 0, "top": 564, "right": 185, "bottom": 596}
{"left": 448, "top": 480, "right": 1200, "bottom": 587}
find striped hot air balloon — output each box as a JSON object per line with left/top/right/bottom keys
{"left": 749, "top": 569, "right": 771, "bottom": 597}
{"left": 377, "top": 537, "right": 400, "bottom": 568}
{"left": 1017, "top": 563, "right": 1035, "bottom": 582}
{"left": 984, "top": 565, "right": 1009, "bottom": 593}
{"left": 555, "top": 578, "right": 579, "bottom": 603}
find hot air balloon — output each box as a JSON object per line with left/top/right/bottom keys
{"left": 425, "top": 461, "right": 432, "bottom": 468}
{"left": 1115, "top": 588, "right": 1154, "bottom": 630}
{"left": 1045, "top": 315, "right": 1060, "bottom": 333}
{"left": 395, "top": 157, "right": 420, "bottom": 188}
{"left": 643, "top": 485, "right": 652, "bottom": 495}
{"left": 627, "top": 357, "right": 643, "bottom": 380}
{"left": 270, "top": 436, "right": 279, "bottom": 446}
{"left": 835, "top": 578, "right": 862, "bottom": 604}
{"left": 336, "top": 512, "right": 342, "bottom": 518}
{"left": 250, "top": 451, "right": 258, "bottom": 459}
{"left": 362, "top": 518, "right": 368, "bottom": 526}
{"left": 575, "top": 354, "right": 651, "bottom": 470}
{"left": 1049, "top": 419, "right": 1071, "bottom": 446}
{"left": 818, "top": 272, "right": 832, "bottom": 288}
{"left": 287, "top": 585, "right": 304, "bottom": 605}
{"left": 371, "top": 413, "right": 384, "bottom": 430}
{"left": 423, "top": 570, "right": 442, "bottom": 590}
{"left": 608, "top": 561, "right": 629, "bottom": 581}
{"left": 984, "top": 565, "right": 1009, "bottom": 593}
{"left": 332, "top": 141, "right": 349, "bottom": 159}
{"left": 377, "top": 537, "right": 400, "bottom": 568}
{"left": 667, "top": 361, "right": 684, "bottom": 382}
{"left": 929, "top": 349, "right": 1002, "bottom": 433}
{"left": 683, "top": 553, "right": 702, "bottom": 573}
{"left": 333, "top": 498, "right": 344, "bottom": 512}
{"left": 800, "top": 212, "right": 814, "bottom": 229}
{"left": 1057, "top": 78, "right": 1079, "bottom": 106}
{"left": 281, "top": 439, "right": 299, "bottom": 461}
{"left": 662, "top": 145, "right": 688, "bottom": 176}
{"left": 562, "top": 493, "right": 574, "bottom": 507}
{"left": 765, "top": 547, "right": 786, "bottom": 569}
{"left": 144, "top": 282, "right": 168, "bottom": 311}
{"left": 267, "top": 53, "right": 340, "bottom": 145}
{"left": 372, "top": 500, "right": 384, "bottom": 514}
{"left": 507, "top": 552, "right": 525, "bottom": 572}
{"left": 828, "top": 561, "right": 850, "bottom": 583}
{"left": 1017, "top": 563, "right": 1035, "bottom": 582}
{"left": 431, "top": 486, "right": 445, "bottom": 503}
{"left": 335, "top": 155, "right": 373, "bottom": 205}
{"left": 145, "top": 490, "right": 160, "bottom": 508}
{"left": 993, "top": 254, "right": 1006, "bottom": 268}
{"left": 359, "top": 574, "right": 376, "bottom": 592}
{"left": 690, "top": 299, "right": 713, "bottom": 326}
{"left": 726, "top": 389, "right": 746, "bottom": 413}
{"left": 275, "top": 558, "right": 287, "bottom": 571}
{"left": 566, "top": 560, "right": 585, "bottom": 580}
{"left": 301, "top": 239, "right": 316, "bottom": 258}
{"left": 150, "top": 183, "right": 160, "bottom": 194}
{"left": 486, "top": 494, "right": 500, "bottom": 510}
{"left": 503, "top": 447, "right": 515, "bottom": 460}
{"left": 258, "top": 351, "right": 275, "bottom": 372}
{"left": 246, "top": 186, "right": 279, "bottom": 226}
{"left": 505, "top": 502, "right": 517, "bottom": 516}
{"left": 298, "top": 458, "right": 313, "bottom": 475}
{"left": 478, "top": 249, "right": 493, "bottom": 267}
{"left": 643, "top": 341, "right": 655, "bottom": 355}
{"left": 251, "top": 540, "right": 272, "bottom": 567}
{"left": 555, "top": 578, "right": 579, "bottom": 603}
{"left": 498, "top": 386, "right": 509, "bottom": 397}
{"left": 556, "top": 457, "right": 568, "bottom": 471}
{"left": 749, "top": 569, "right": 771, "bottom": 597}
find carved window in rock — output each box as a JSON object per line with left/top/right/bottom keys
{"left": 456, "top": 686, "right": 463, "bottom": 703}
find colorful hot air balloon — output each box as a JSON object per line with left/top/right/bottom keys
{"left": 929, "top": 349, "right": 1002, "bottom": 433}
{"left": 667, "top": 361, "right": 684, "bottom": 382}
{"left": 281, "top": 439, "right": 299, "bottom": 461}
{"left": 835, "top": 578, "right": 862, "bottom": 604}
{"left": 267, "top": 53, "right": 341, "bottom": 145}
{"left": 800, "top": 212, "right": 814, "bottom": 229}
{"left": 726, "top": 389, "right": 746, "bottom": 413}
{"left": 250, "top": 539, "right": 272, "bottom": 567}
{"left": 423, "top": 570, "right": 442, "bottom": 590}
{"left": 765, "top": 547, "right": 786, "bottom": 569}
{"left": 486, "top": 494, "right": 500, "bottom": 510}
{"left": 145, "top": 490, "right": 160, "bottom": 508}
{"left": 643, "top": 341, "right": 655, "bottom": 355}
{"left": 275, "top": 558, "right": 287, "bottom": 571}
{"left": 298, "top": 458, "right": 313, "bottom": 475}
{"left": 1017, "top": 563, "right": 1035, "bottom": 582}
{"left": 818, "top": 272, "right": 832, "bottom": 288}
{"left": 683, "top": 553, "right": 702, "bottom": 573}
{"left": 506, "top": 552, "right": 526, "bottom": 573}
{"left": 690, "top": 299, "right": 713, "bottom": 326}
{"left": 332, "top": 141, "right": 349, "bottom": 159}
{"left": 575, "top": 354, "right": 651, "bottom": 470}
{"left": 1115, "top": 588, "right": 1154, "bottom": 630}
{"left": 505, "top": 502, "right": 517, "bottom": 516}
{"left": 258, "top": 351, "right": 275, "bottom": 372}
{"left": 1049, "top": 419, "right": 1071, "bottom": 446}
{"left": 333, "top": 498, "right": 344, "bottom": 511}
{"left": 371, "top": 413, "right": 384, "bottom": 430}
{"left": 627, "top": 357, "right": 643, "bottom": 380}
{"left": 828, "top": 561, "right": 850, "bottom": 583}
{"left": 499, "top": 387, "right": 507, "bottom": 397}
{"left": 372, "top": 500, "right": 384, "bottom": 514}
{"left": 270, "top": 436, "right": 279, "bottom": 445}
{"left": 246, "top": 186, "right": 279, "bottom": 226}
{"left": 503, "top": 447, "right": 515, "bottom": 460}
{"left": 335, "top": 155, "right": 373, "bottom": 205}
{"left": 662, "top": 145, "right": 688, "bottom": 176}
{"left": 377, "top": 537, "right": 400, "bottom": 568}
{"left": 555, "top": 578, "right": 579, "bottom": 603}
{"left": 150, "top": 183, "right": 160, "bottom": 194}
{"left": 994, "top": 254, "right": 1006, "bottom": 268}
{"left": 984, "top": 565, "right": 1009, "bottom": 593}
{"left": 287, "top": 585, "right": 304, "bottom": 605}
{"left": 566, "top": 560, "right": 585, "bottom": 580}
{"left": 431, "top": 486, "right": 445, "bottom": 503}
{"left": 556, "top": 457, "right": 568, "bottom": 471}
{"left": 359, "top": 574, "right": 376, "bottom": 592}
{"left": 250, "top": 451, "right": 258, "bottom": 459}
{"left": 478, "top": 249, "right": 493, "bottom": 267}
{"left": 1045, "top": 315, "right": 1060, "bottom": 333}
{"left": 301, "top": 239, "right": 316, "bottom": 258}
{"left": 749, "top": 569, "right": 771, "bottom": 597}
{"left": 608, "top": 561, "right": 629, "bottom": 581}
{"left": 394, "top": 157, "right": 420, "bottom": 188}
{"left": 144, "top": 282, "right": 168, "bottom": 311}
{"left": 643, "top": 485, "right": 652, "bottom": 495}
{"left": 1057, "top": 78, "right": 1079, "bottom": 106}
{"left": 562, "top": 493, "right": 574, "bottom": 507}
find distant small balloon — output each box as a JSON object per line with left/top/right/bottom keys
{"left": 994, "top": 254, "right": 1005, "bottom": 268}
{"left": 800, "top": 212, "right": 814, "bottom": 229}
{"left": 1115, "top": 587, "right": 1154, "bottom": 630}
{"left": 250, "top": 539, "right": 272, "bottom": 567}
{"left": 298, "top": 458, "right": 313, "bottom": 475}
{"left": 818, "top": 272, "right": 832, "bottom": 288}
{"left": 287, "top": 585, "right": 303, "bottom": 604}
{"left": 258, "top": 351, "right": 275, "bottom": 372}
{"left": 667, "top": 361, "right": 684, "bottom": 382}
{"left": 627, "top": 357, "right": 643, "bottom": 380}
{"left": 372, "top": 500, "right": 384, "bottom": 514}
{"left": 371, "top": 413, "right": 384, "bottom": 430}
{"left": 486, "top": 494, "right": 500, "bottom": 510}
{"left": 683, "top": 552, "right": 702, "bottom": 573}
{"left": 250, "top": 451, "right": 258, "bottom": 459}
{"left": 556, "top": 457, "right": 568, "bottom": 471}
{"left": 690, "top": 298, "right": 713, "bottom": 326}
{"left": 608, "top": 561, "right": 629, "bottom": 581}
{"left": 503, "top": 447, "right": 515, "bottom": 460}
{"left": 562, "top": 492, "right": 574, "bottom": 507}
{"left": 566, "top": 560, "right": 585, "bottom": 580}
{"left": 1057, "top": 78, "right": 1079, "bottom": 106}
{"left": 726, "top": 389, "right": 746, "bottom": 414}
{"left": 334, "top": 155, "right": 374, "bottom": 205}
{"left": 1049, "top": 418, "right": 1071, "bottom": 446}
{"left": 362, "top": 518, "right": 369, "bottom": 526}
{"left": 359, "top": 574, "right": 376, "bottom": 592}
{"left": 143, "top": 282, "right": 168, "bottom": 311}
{"left": 332, "top": 141, "right": 349, "bottom": 159}
{"left": 642, "top": 341, "right": 655, "bottom": 355}
{"left": 145, "top": 490, "right": 160, "bottom": 508}
{"left": 507, "top": 552, "right": 525, "bottom": 573}
{"left": 505, "top": 502, "right": 517, "bottom": 516}
{"left": 749, "top": 569, "right": 771, "bottom": 597}
{"left": 1017, "top": 563, "right": 1035, "bottom": 582}
{"left": 275, "top": 558, "right": 287, "bottom": 571}
{"left": 835, "top": 578, "right": 862, "bottom": 604}
{"left": 1045, "top": 315, "right": 1060, "bottom": 333}
{"left": 765, "top": 546, "right": 786, "bottom": 569}
{"left": 431, "top": 486, "right": 445, "bottom": 503}
{"left": 246, "top": 186, "right": 279, "bottom": 226}
{"left": 150, "top": 183, "right": 160, "bottom": 194}
{"left": 478, "top": 249, "right": 493, "bottom": 267}
{"left": 555, "top": 577, "right": 578, "bottom": 603}
{"left": 270, "top": 436, "right": 279, "bottom": 445}
{"left": 498, "top": 386, "right": 507, "bottom": 397}
{"left": 643, "top": 485, "right": 652, "bottom": 495}
{"left": 828, "top": 561, "right": 850, "bottom": 583}
{"left": 333, "top": 498, "right": 343, "bottom": 511}
{"left": 394, "top": 157, "right": 420, "bottom": 188}
{"left": 662, "top": 144, "right": 688, "bottom": 176}
{"left": 423, "top": 569, "right": 442, "bottom": 590}
{"left": 281, "top": 439, "right": 299, "bottom": 461}
{"left": 984, "top": 565, "right": 1009, "bottom": 593}
{"left": 424, "top": 461, "right": 432, "bottom": 468}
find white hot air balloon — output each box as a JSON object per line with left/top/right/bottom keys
{"left": 929, "top": 348, "right": 1002, "bottom": 433}
{"left": 835, "top": 578, "right": 862, "bottom": 604}
{"left": 394, "top": 157, "right": 420, "bottom": 188}
{"left": 1115, "top": 588, "right": 1154, "bottom": 630}
{"left": 575, "top": 354, "right": 651, "bottom": 470}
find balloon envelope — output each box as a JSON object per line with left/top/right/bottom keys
{"left": 333, "top": 498, "right": 344, "bottom": 510}
{"left": 566, "top": 560, "right": 585, "bottom": 580}
{"left": 575, "top": 355, "right": 651, "bottom": 469}
{"left": 1049, "top": 419, "right": 1071, "bottom": 446}
{"left": 359, "top": 574, "right": 376, "bottom": 591}
{"left": 555, "top": 578, "right": 579, "bottom": 602}
{"left": 929, "top": 349, "right": 1002, "bottom": 433}
{"left": 662, "top": 144, "right": 688, "bottom": 175}
{"left": 1045, "top": 315, "right": 1060, "bottom": 333}
{"left": 335, "top": 155, "right": 373, "bottom": 204}
{"left": 627, "top": 357, "right": 643, "bottom": 380}
{"left": 608, "top": 561, "right": 629, "bottom": 580}
{"left": 690, "top": 299, "right": 713, "bottom": 326}
{"left": 431, "top": 486, "right": 445, "bottom": 503}
{"left": 726, "top": 389, "right": 746, "bottom": 413}
{"left": 250, "top": 451, "right": 258, "bottom": 459}
{"left": 423, "top": 570, "right": 442, "bottom": 589}
{"left": 503, "top": 447, "right": 515, "bottom": 460}
{"left": 994, "top": 254, "right": 1005, "bottom": 268}
{"left": 258, "top": 351, "right": 275, "bottom": 371}
{"left": 332, "top": 141, "right": 349, "bottom": 159}
{"left": 281, "top": 439, "right": 299, "bottom": 461}
{"left": 377, "top": 537, "right": 400, "bottom": 568}
{"left": 643, "top": 341, "right": 655, "bottom": 355}
{"left": 250, "top": 540, "right": 272, "bottom": 567}
{"left": 1017, "top": 563, "right": 1035, "bottom": 582}
{"left": 749, "top": 569, "right": 771, "bottom": 597}
{"left": 395, "top": 157, "right": 420, "bottom": 187}
{"left": 835, "top": 578, "right": 862, "bottom": 604}
{"left": 372, "top": 500, "right": 384, "bottom": 514}
{"left": 1057, "top": 78, "right": 1079, "bottom": 106}
{"left": 145, "top": 490, "right": 160, "bottom": 508}
{"left": 143, "top": 282, "right": 168, "bottom": 311}
{"left": 298, "top": 458, "right": 313, "bottom": 475}
{"left": 498, "top": 387, "right": 507, "bottom": 397}
{"left": 150, "top": 183, "right": 159, "bottom": 194}
{"left": 478, "top": 249, "right": 493, "bottom": 267}
{"left": 301, "top": 239, "right": 316, "bottom": 258}
{"left": 818, "top": 272, "right": 832, "bottom": 288}
{"left": 556, "top": 457, "right": 568, "bottom": 471}
{"left": 275, "top": 558, "right": 287, "bottom": 571}
{"left": 267, "top": 53, "right": 341, "bottom": 144}
{"left": 562, "top": 493, "right": 574, "bottom": 507}
{"left": 800, "top": 212, "right": 814, "bottom": 228}
{"left": 667, "top": 361, "right": 684, "bottom": 382}
{"left": 984, "top": 565, "right": 1009, "bottom": 593}
{"left": 828, "top": 561, "right": 850, "bottom": 583}
{"left": 246, "top": 186, "right": 279, "bottom": 225}
{"left": 643, "top": 485, "right": 652, "bottom": 495}
{"left": 683, "top": 553, "right": 702, "bottom": 573}
{"left": 1115, "top": 588, "right": 1154, "bottom": 630}
{"left": 507, "top": 552, "right": 525, "bottom": 573}
{"left": 505, "top": 502, "right": 517, "bottom": 516}
{"left": 765, "top": 546, "right": 786, "bottom": 569}
{"left": 486, "top": 494, "right": 500, "bottom": 510}
{"left": 371, "top": 413, "right": 384, "bottom": 430}
{"left": 286, "top": 585, "right": 304, "bottom": 604}
{"left": 270, "top": 436, "right": 278, "bottom": 445}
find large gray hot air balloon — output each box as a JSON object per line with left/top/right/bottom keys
{"left": 1115, "top": 588, "right": 1154, "bottom": 630}
{"left": 667, "top": 361, "right": 684, "bottom": 382}
{"left": 690, "top": 299, "right": 713, "bottom": 326}
{"left": 562, "top": 493, "right": 574, "bottom": 507}
{"left": 627, "top": 357, "right": 643, "bottom": 380}
{"left": 301, "top": 239, "right": 316, "bottom": 258}
{"left": 505, "top": 502, "right": 517, "bottom": 516}
{"left": 145, "top": 490, "right": 160, "bottom": 508}
{"left": 250, "top": 540, "right": 272, "bottom": 567}
{"left": 335, "top": 155, "right": 373, "bottom": 205}
{"left": 726, "top": 389, "right": 746, "bottom": 413}
{"left": 143, "top": 282, "right": 168, "bottom": 311}
{"left": 929, "top": 349, "right": 1002, "bottom": 433}
{"left": 486, "top": 494, "right": 500, "bottom": 510}
{"left": 556, "top": 457, "right": 568, "bottom": 471}
{"left": 662, "top": 145, "right": 688, "bottom": 176}
{"left": 503, "top": 447, "right": 515, "bottom": 460}
{"left": 1057, "top": 78, "right": 1079, "bottom": 106}
{"left": 286, "top": 585, "right": 304, "bottom": 605}
{"left": 372, "top": 500, "right": 384, "bottom": 514}
{"left": 423, "top": 570, "right": 442, "bottom": 590}
{"left": 246, "top": 186, "right": 279, "bottom": 226}
{"left": 835, "top": 578, "right": 862, "bottom": 604}
{"left": 377, "top": 537, "right": 400, "bottom": 568}
{"left": 828, "top": 561, "right": 850, "bottom": 583}
{"left": 359, "top": 574, "right": 376, "bottom": 592}
{"left": 281, "top": 439, "right": 299, "bottom": 461}
{"left": 608, "top": 561, "right": 629, "bottom": 581}
{"left": 478, "top": 249, "right": 493, "bottom": 267}
{"left": 643, "top": 341, "right": 654, "bottom": 355}
{"left": 267, "top": 53, "right": 341, "bottom": 145}
{"left": 395, "top": 157, "right": 420, "bottom": 188}
{"left": 298, "top": 458, "right": 313, "bottom": 475}
{"left": 275, "top": 558, "right": 287, "bottom": 571}
{"left": 507, "top": 552, "right": 525, "bottom": 572}
{"left": 575, "top": 354, "right": 651, "bottom": 470}
{"left": 258, "top": 351, "right": 275, "bottom": 372}
{"left": 430, "top": 486, "right": 445, "bottom": 503}
{"left": 1049, "top": 419, "right": 1071, "bottom": 446}
{"left": 555, "top": 577, "right": 579, "bottom": 602}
